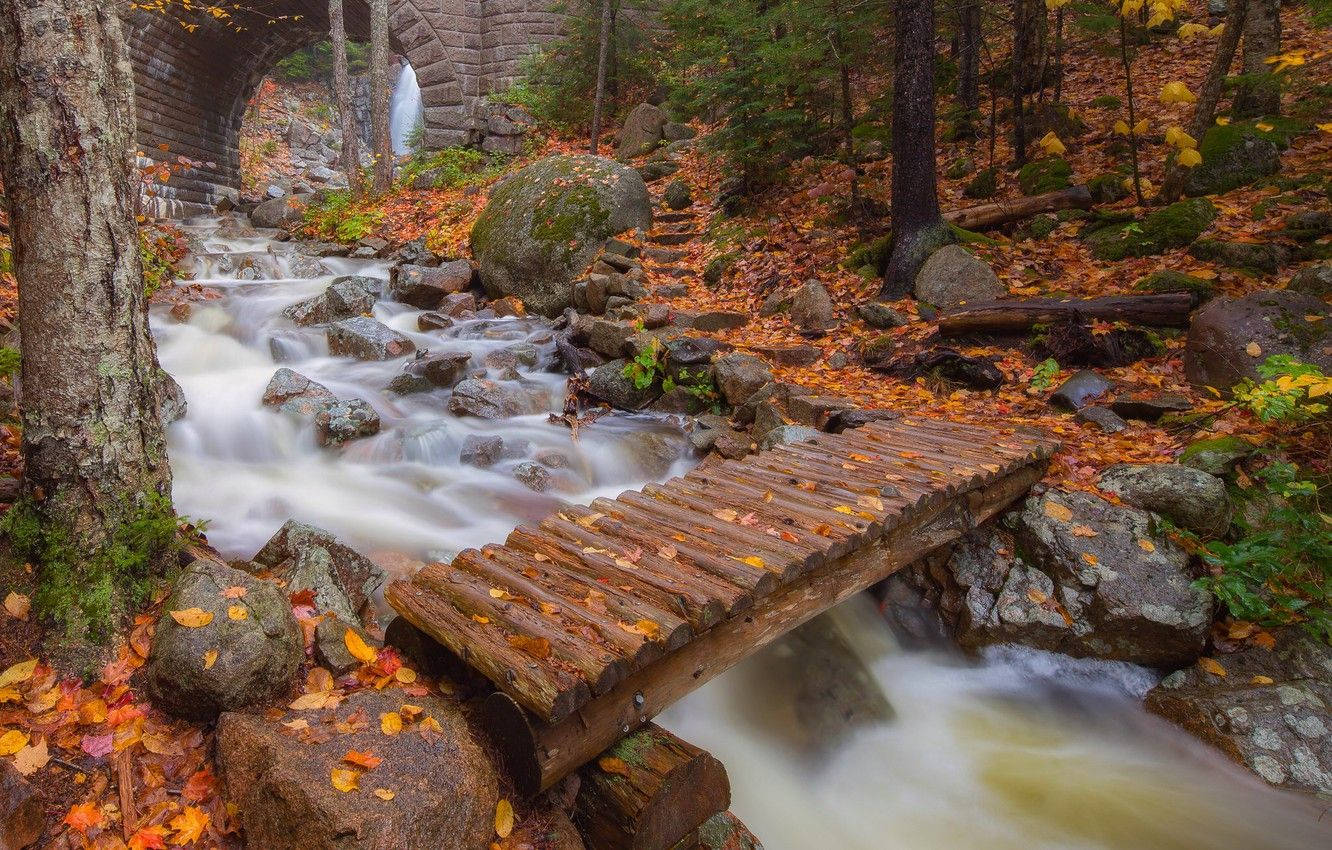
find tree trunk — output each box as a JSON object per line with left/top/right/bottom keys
{"left": 1118, "top": 16, "right": 1144, "bottom": 205}
{"left": 880, "top": 0, "right": 943, "bottom": 298}
{"left": 1011, "top": 0, "right": 1033, "bottom": 165}
{"left": 330, "top": 0, "right": 364, "bottom": 195}
{"left": 958, "top": 0, "right": 980, "bottom": 111}
{"left": 0, "top": 0, "right": 173, "bottom": 635}
{"left": 370, "top": 0, "right": 393, "bottom": 192}
{"left": 1159, "top": 0, "right": 1248, "bottom": 203}
{"left": 936, "top": 293, "right": 1196, "bottom": 336}
{"left": 590, "top": 0, "right": 613, "bottom": 154}
{"left": 943, "top": 184, "right": 1093, "bottom": 230}
{"left": 1232, "top": 0, "right": 1280, "bottom": 117}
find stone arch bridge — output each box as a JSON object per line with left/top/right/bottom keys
{"left": 126, "top": 0, "right": 560, "bottom": 212}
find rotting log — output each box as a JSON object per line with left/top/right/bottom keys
{"left": 942, "top": 184, "right": 1093, "bottom": 231}
{"left": 669, "top": 811, "right": 764, "bottom": 850}
{"left": 574, "top": 723, "right": 731, "bottom": 850}
{"left": 480, "top": 459, "right": 1050, "bottom": 795}
{"left": 937, "top": 292, "right": 1194, "bottom": 337}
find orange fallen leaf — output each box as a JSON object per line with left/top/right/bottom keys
{"left": 203, "top": 649, "right": 218, "bottom": 670}
{"left": 1198, "top": 657, "right": 1227, "bottom": 677}
{"left": 598, "top": 756, "right": 631, "bottom": 776}
{"left": 63, "top": 802, "right": 103, "bottom": 834}
{"left": 344, "top": 628, "right": 379, "bottom": 664}
{"left": 3, "top": 591, "right": 30, "bottom": 620}
{"left": 1071, "top": 525, "right": 1098, "bottom": 538}
{"left": 79, "top": 698, "right": 108, "bottom": 725}
{"left": 344, "top": 749, "right": 383, "bottom": 769}
{"left": 169, "top": 608, "right": 214, "bottom": 628}
{"left": 373, "top": 788, "right": 395, "bottom": 800}
{"left": 0, "top": 729, "right": 29, "bottom": 755}
{"left": 1080, "top": 552, "right": 1099, "bottom": 566}
{"left": 1043, "top": 500, "right": 1073, "bottom": 522}
{"left": 221, "top": 585, "right": 248, "bottom": 599}
{"left": 129, "top": 825, "right": 169, "bottom": 850}
{"left": 495, "top": 799, "right": 515, "bottom": 838}
{"left": 227, "top": 605, "right": 249, "bottom": 621}
{"left": 507, "top": 634, "right": 551, "bottom": 659}
{"left": 380, "top": 711, "right": 403, "bottom": 735}
{"left": 331, "top": 767, "right": 361, "bottom": 792}
{"left": 1250, "top": 675, "right": 1275, "bottom": 685}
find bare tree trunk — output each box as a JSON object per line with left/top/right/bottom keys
{"left": 880, "top": 0, "right": 944, "bottom": 299}
{"left": 1052, "top": 8, "right": 1065, "bottom": 103}
{"left": 1159, "top": 0, "right": 1248, "bottom": 203}
{"left": 1118, "top": 16, "right": 1144, "bottom": 205}
{"left": 1233, "top": 0, "right": 1280, "bottom": 117}
{"left": 958, "top": 0, "right": 981, "bottom": 112}
{"left": 0, "top": 0, "right": 173, "bottom": 636}
{"left": 370, "top": 0, "right": 393, "bottom": 192}
{"left": 1011, "top": 0, "right": 1032, "bottom": 166}
{"left": 589, "top": 0, "right": 613, "bottom": 154}
{"left": 330, "top": 0, "right": 364, "bottom": 194}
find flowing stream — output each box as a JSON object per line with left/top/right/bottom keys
{"left": 154, "top": 217, "right": 1332, "bottom": 849}
{"left": 389, "top": 63, "right": 423, "bottom": 156}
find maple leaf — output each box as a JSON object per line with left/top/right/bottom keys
{"left": 0, "top": 658, "right": 37, "bottom": 688}
{"left": 63, "top": 802, "right": 104, "bottom": 834}
{"left": 344, "top": 749, "right": 383, "bottom": 769}
{"left": 130, "top": 825, "right": 169, "bottom": 850}
{"left": 0, "top": 729, "right": 28, "bottom": 756}
{"left": 169, "top": 806, "right": 210, "bottom": 845}
{"left": 182, "top": 768, "right": 217, "bottom": 802}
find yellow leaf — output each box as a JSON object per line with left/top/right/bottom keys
{"left": 344, "top": 628, "right": 379, "bottom": 664}
{"left": 1138, "top": 539, "right": 1156, "bottom": 553}
{"left": 856, "top": 494, "right": 884, "bottom": 512}
{"left": 380, "top": 711, "right": 403, "bottom": 735}
{"left": 834, "top": 505, "right": 855, "bottom": 515}
{"left": 1164, "top": 126, "right": 1196, "bottom": 149}
{"left": 331, "top": 767, "right": 360, "bottom": 792}
{"left": 0, "top": 688, "right": 21, "bottom": 704}
{"left": 599, "top": 755, "right": 632, "bottom": 776}
{"left": 394, "top": 667, "right": 417, "bottom": 684}
{"left": 373, "top": 788, "right": 395, "bottom": 800}
{"left": 1250, "top": 675, "right": 1275, "bottom": 685}
{"left": 0, "top": 659, "right": 37, "bottom": 688}
{"left": 1042, "top": 500, "right": 1074, "bottom": 523}
{"left": 79, "top": 698, "right": 108, "bottom": 725}
{"left": 1318, "top": 122, "right": 1332, "bottom": 134}
{"left": 0, "top": 729, "right": 29, "bottom": 755}
{"left": 1133, "top": 118, "right": 1149, "bottom": 136}
{"left": 731, "top": 555, "right": 765, "bottom": 569}
{"left": 1254, "top": 121, "right": 1274, "bottom": 132}
{"left": 3, "top": 592, "right": 30, "bottom": 620}
{"left": 169, "top": 806, "right": 210, "bottom": 846}
{"left": 289, "top": 691, "right": 331, "bottom": 711}
{"left": 203, "top": 650, "right": 218, "bottom": 670}
{"left": 1045, "top": 0, "right": 1070, "bottom": 8}
{"left": 575, "top": 512, "right": 604, "bottom": 528}
{"left": 1245, "top": 342, "right": 1262, "bottom": 357}
{"left": 1215, "top": 116, "right": 1230, "bottom": 126}
{"left": 1038, "top": 131, "right": 1066, "bottom": 156}
{"left": 495, "top": 799, "right": 515, "bottom": 838}
{"left": 488, "top": 587, "right": 511, "bottom": 600}
{"left": 1176, "top": 148, "right": 1202, "bottom": 167}
{"left": 1177, "top": 22, "right": 1209, "bottom": 39}
{"left": 1113, "top": 120, "right": 1130, "bottom": 136}
{"left": 1198, "top": 657, "right": 1227, "bottom": 677}
{"left": 1026, "top": 587, "right": 1049, "bottom": 605}
{"left": 169, "top": 608, "right": 214, "bottom": 628}
{"left": 712, "top": 509, "right": 738, "bottom": 522}
{"left": 227, "top": 605, "right": 248, "bottom": 621}
{"left": 13, "top": 739, "right": 49, "bottom": 776}
{"left": 1159, "top": 81, "right": 1196, "bottom": 105}
{"left": 1207, "top": 22, "right": 1225, "bottom": 36}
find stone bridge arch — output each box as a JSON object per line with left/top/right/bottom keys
{"left": 125, "top": 0, "right": 562, "bottom": 213}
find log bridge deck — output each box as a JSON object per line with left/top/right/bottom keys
{"left": 387, "top": 416, "right": 1058, "bottom": 795}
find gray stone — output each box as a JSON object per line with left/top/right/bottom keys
{"left": 389, "top": 260, "right": 473, "bottom": 309}
{"left": 914, "top": 245, "right": 1004, "bottom": 309}
{"left": 787, "top": 281, "right": 834, "bottom": 331}
{"left": 1075, "top": 405, "right": 1128, "bottom": 433}
{"left": 1184, "top": 126, "right": 1281, "bottom": 197}
{"left": 587, "top": 359, "right": 658, "bottom": 410}
{"left": 1098, "top": 463, "right": 1231, "bottom": 538}
{"left": 283, "top": 276, "right": 378, "bottom": 326}
{"left": 1108, "top": 392, "right": 1192, "bottom": 422}
{"left": 1179, "top": 436, "right": 1251, "bottom": 476}
{"left": 759, "top": 425, "right": 820, "bottom": 451}
{"left": 1185, "top": 290, "right": 1332, "bottom": 392}
{"left": 856, "top": 302, "right": 910, "bottom": 329}
{"left": 313, "top": 616, "right": 375, "bottom": 676}
{"left": 1050, "top": 369, "right": 1113, "bottom": 411}
{"left": 398, "top": 351, "right": 472, "bottom": 391}
{"left": 662, "top": 122, "right": 697, "bottom": 142}
{"left": 438, "top": 292, "right": 477, "bottom": 317}
{"left": 689, "top": 310, "right": 748, "bottom": 331}
{"left": 327, "top": 317, "right": 416, "bottom": 360}
{"left": 314, "top": 398, "right": 380, "bottom": 446}
{"left": 262, "top": 368, "right": 335, "bottom": 415}
{"left": 251, "top": 192, "right": 314, "bottom": 229}
{"left": 145, "top": 559, "right": 302, "bottom": 721}
{"left": 714, "top": 353, "right": 772, "bottom": 406}
{"left": 448, "top": 378, "right": 536, "bottom": 419}
{"left": 471, "top": 155, "right": 652, "bottom": 317}
{"left": 460, "top": 434, "right": 504, "bottom": 468}
{"left": 160, "top": 371, "right": 188, "bottom": 427}
{"left": 664, "top": 179, "right": 693, "bottom": 210}
{"left": 1288, "top": 264, "right": 1332, "bottom": 299}
{"left": 617, "top": 103, "right": 667, "bottom": 159}
{"left": 513, "top": 461, "right": 551, "bottom": 492}
{"left": 254, "top": 520, "right": 386, "bottom": 622}
{"left": 621, "top": 431, "right": 682, "bottom": 477}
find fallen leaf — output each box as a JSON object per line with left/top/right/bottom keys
{"left": 12, "top": 738, "right": 48, "bottom": 776}
{"left": 712, "top": 508, "right": 739, "bottom": 522}
{"left": 1245, "top": 342, "right": 1262, "bottom": 357}
{"left": 373, "top": 788, "right": 395, "bottom": 800}
{"left": 63, "top": 802, "right": 103, "bottom": 835}
{"left": 203, "top": 649, "right": 218, "bottom": 670}
{"left": 1080, "top": 552, "right": 1099, "bottom": 566}
{"left": 1198, "top": 657, "right": 1227, "bottom": 677}
{"left": 227, "top": 605, "right": 248, "bottom": 621}
{"left": 169, "top": 608, "right": 214, "bottom": 628}
{"left": 344, "top": 628, "right": 379, "bottom": 664}
{"left": 380, "top": 711, "right": 403, "bottom": 735}
{"left": 1043, "top": 500, "right": 1073, "bottom": 522}
{"left": 221, "top": 585, "right": 248, "bottom": 598}
{"left": 1137, "top": 539, "right": 1156, "bottom": 552}
{"left": 344, "top": 749, "right": 383, "bottom": 769}
{"left": 1071, "top": 525, "right": 1098, "bottom": 538}
{"left": 80, "top": 732, "right": 113, "bottom": 758}
{"left": 394, "top": 667, "right": 417, "bottom": 684}
{"left": 4, "top": 592, "right": 30, "bottom": 620}
{"left": 1025, "top": 587, "right": 1049, "bottom": 604}
{"left": 1252, "top": 632, "right": 1277, "bottom": 650}
{"left": 290, "top": 692, "right": 333, "bottom": 711}
{"left": 732, "top": 555, "right": 765, "bottom": 569}
{"left": 495, "top": 799, "right": 515, "bottom": 838}
{"left": 1250, "top": 675, "right": 1275, "bottom": 685}
{"left": 181, "top": 769, "right": 216, "bottom": 802}
{"left": 598, "top": 756, "right": 631, "bottom": 776}
{"left": 331, "top": 767, "right": 361, "bottom": 792}
{"left": 507, "top": 635, "right": 551, "bottom": 659}
{"left": 129, "top": 825, "right": 169, "bottom": 850}
{"left": 79, "top": 698, "right": 108, "bottom": 725}
{"left": 0, "top": 659, "right": 37, "bottom": 688}
{"left": 575, "top": 512, "right": 604, "bottom": 528}
{"left": 0, "top": 729, "right": 29, "bottom": 756}
{"left": 169, "top": 805, "right": 210, "bottom": 845}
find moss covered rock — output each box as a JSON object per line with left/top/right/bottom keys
{"left": 1188, "top": 239, "right": 1291, "bottom": 274}
{"left": 963, "top": 167, "right": 998, "bottom": 199}
{"left": 1086, "top": 172, "right": 1130, "bottom": 204}
{"left": 1018, "top": 157, "right": 1073, "bottom": 195}
{"left": 1134, "top": 269, "right": 1216, "bottom": 303}
{"left": 1084, "top": 198, "right": 1217, "bottom": 261}
{"left": 1184, "top": 125, "right": 1281, "bottom": 197}
{"left": 470, "top": 155, "right": 651, "bottom": 316}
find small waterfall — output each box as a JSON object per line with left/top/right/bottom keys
{"left": 389, "top": 63, "right": 423, "bottom": 155}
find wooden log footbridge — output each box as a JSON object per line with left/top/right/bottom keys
{"left": 387, "top": 416, "right": 1057, "bottom": 801}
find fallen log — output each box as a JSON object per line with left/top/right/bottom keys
{"left": 943, "top": 184, "right": 1094, "bottom": 231}
{"left": 574, "top": 723, "right": 730, "bottom": 850}
{"left": 937, "top": 292, "right": 1194, "bottom": 336}
{"left": 668, "top": 811, "right": 763, "bottom": 850}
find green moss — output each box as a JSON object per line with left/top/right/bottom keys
{"left": 609, "top": 728, "right": 655, "bottom": 766}
{"left": 963, "top": 167, "right": 998, "bottom": 199}
{"left": 1090, "top": 94, "right": 1122, "bottom": 109}
{"left": 1084, "top": 197, "right": 1217, "bottom": 261}
{"left": 1188, "top": 239, "right": 1287, "bottom": 274}
{"left": 1133, "top": 269, "right": 1216, "bottom": 302}
{"left": 1018, "top": 157, "right": 1072, "bottom": 195}
{"left": 1185, "top": 124, "right": 1281, "bottom": 196}
{"left": 1179, "top": 435, "right": 1253, "bottom": 476}
{"left": 845, "top": 234, "right": 894, "bottom": 275}
{"left": 947, "top": 223, "right": 998, "bottom": 246}
{"left": 1023, "top": 215, "right": 1059, "bottom": 240}
{"left": 944, "top": 156, "right": 975, "bottom": 179}
{"left": 531, "top": 184, "right": 610, "bottom": 258}
{"left": 1086, "top": 172, "right": 1130, "bottom": 204}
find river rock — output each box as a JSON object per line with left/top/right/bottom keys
{"left": 448, "top": 378, "right": 532, "bottom": 419}
{"left": 1, "top": 761, "right": 43, "bottom": 850}
{"left": 312, "top": 616, "right": 376, "bottom": 676}
{"left": 787, "top": 280, "right": 834, "bottom": 332}
{"left": 389, "top": 261, "right": 473, "bottom": 309}
{"left": 1288, "top": 263, "right": 1332, "bottom": 298}
{"left": 621, "top": 431, "right": 682, "bottom": 478}
{"left": 1076, "top": 406, "right": 1128, "bottom": 433}
{"left": 1098, "top": 463, "right": 1231, "bottom": 538}
{"left": 314, "top": 398, "right": 380, "bottom": 447}
{"left": 398, "top": 351, "right": 472, "bottom": 391}
{"left": 914, "top": 245, "right": 1004, "bottom": 309}
{"left": 856, "top": 302, "right": 910, "bottom": 329}
{"left": 664, "top": 179, "right": 693, "bottom": 210}
{"left": 283, "top": 276, "right": 377, "bottom": 326}
{"left": 470, "top": 155, "right": 652, "bottom": 316}
{"left": 160, "top": 372, "right": 188, "bottom": 426}
{"left": 217, "top": 688, "right": 499, "bottom": 850}
{"left": 587, "top": 359, "right": 658, "bottom": 410}
{"left": 713, "top": 353, "right": 772, "bottom": 406}
{"left": 327, "top": 317, "right": 416, "bottom": 360}
{"left": 460, "top": 434, "right": 504, "bottom": 468}
{"left": 1185, "top": 290, "right": 1332, "bottom": 392}
{"left": 254, "top": 520, "right": 387, "bottom": 623}
{"left": 251, "top": 192, "right": 315, "bottom": 229}
{"left": 1146, "top": 632, "right": 1332, "bottom": 795}
{"left": 513, "top": 461, "right": 551, "bottom": 492}
{"left": 618, "top": 103, "right": 667, "bottom": 159}
{"left": 144, "top": 559, "right": 302, "bottom": 721}
{"left": 1049, "top": 369, "right": 1112, "bottom": 410}
{"left": 262, "top": 368, "right": 335, "bottom": 415}
{"left": 760, "top": 425, "right": 820, "bottom": 451}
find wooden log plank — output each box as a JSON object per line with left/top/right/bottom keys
{"left": 413, "top": 563, "right": 625, "bottom": 695}
{"left": 937, "top": 292, "right": 1194, "bottom": 336}
{"left": 738, "top": 450, "right": 930, "bottom": 510}
{"left": 810, "top": 433, "right": 991, "bottom": 494}
{"left": 748, "top": 449, "right": 943, "bottom": 517}
{"left": 774, "top": 440, "right": 966, "bottom": 501}
{"left": 480, "top": 456, "right": 1052, "bottom": 793}
{"left": 386, "top": 579, "right": 589, "bottom": 724}
{"left": 574, "top": 723, "right": 731, "bottom": 850}
{"left": 942, "top": 184, "right": 1094, "bottom": 231}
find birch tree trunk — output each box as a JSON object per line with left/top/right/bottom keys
{"left": 0, "top": 0, "right": 174, "bottom": 637}
{"left": 370, "top": 0, "right": 393, "bottom": 192}
{"left": 330, "top": 0, "right": 364, "bottom": 195}
{"left": 1232, "top": 0, "right": 1281, "bottom": 118}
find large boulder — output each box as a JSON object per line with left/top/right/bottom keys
{"left": 144, "top": 559, "right": 302, "bottom": 721}
{"left": 617, "top": 103, "right": 667, "bottom": 159}
{"left": 1, "top": 761, "right": 43, "bottom": 850}
{"left": 327, "top": 317, "right": 416, "bottom": 361}
{"left": 1098, "top": 463, "right": 1231, "bottom": 538}
{"left": 283, "top": 276, "right": 378, "bottom": 326}
{"left": 587, "top": 359, "right": 659, "bottom": 410}
{"left": 1084, "top": 198, "right": 1217, "bottom": 261}
{"left": 914, "top": 245, "right": 1004, "bottom": 309}
{"left": 787, "top": 281, "right": 835, "bottom": 331}
{"left": 1184, "top": 290, "right": 1332, "bottom": 392}
{"left": 388, "top": 261, "right": 473, "bottom": 310}
{"left": 1146, "top": 632, "right": 1332, "bottom": 795}
{"left": 1288, "top": 263, "right": 1332, "bottom": 299}
{"left": 217, "top": 688, "right": 499, "bottom": 850}
{"left": 1184, "top": 124, "right": 1281, "bottom": 197}
{"left": 470, "top": 155, "right": 652, "bottom": 317}
{"left": 254, "top": 520, "right": 387, "bottom": 624}
{"left": 251, "top": 192, "right": 315, "bottom": 229}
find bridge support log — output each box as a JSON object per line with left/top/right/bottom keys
{"left": 574, "top": 723, "right": 730, "bottom": 850}
{"left": 481, "top": 458, "right": 1049, "bottom": 795}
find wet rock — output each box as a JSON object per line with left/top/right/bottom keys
{"left": 251, "top": 192, "right": 314, "bottom": 229}
{"left": 1288, "top": 263, "right": 1332, "bottom": 298}
{"left": 286, "top": 254, "right": 330, "bottom": 279}
{"left": 825, "top": 408, "right": 899, "bottom": 433}
{"left": 914, "top": 245, "right": 1004, "bottom": 309}
{"left": 787, "top": 281, "right": 835, "bottom": 332}
{"left": 713, "top": 353, "right": 772, "bottom": 406}
{"left": 1185, "top": 290, "right": 1332, "bottom": 392}
{"left": 712, "top": 430, "right": 753, "bottom": 460}
{"left": 217, "top": 689, "right": 499, "bottom": 850}
{"left": 483, "top": 343, "right": 540, "bottom": 370}
{"left": 621, "top": 431, "right": 682, "bottom": 478}
{"left": 681, "top": 310, "right": 745, "bottom": 332}
{"left": 145, "top": 559, "right": 302, "bottom": 721}
{"left": 1, "top": 761, "right": 43, "bottom": 850}
{"left": 751, "top": 344, "right": 820, "bottom": 367}
{"left": 1050, "top": 369, "right": 1112, "bottom": 411}
{"left": 389, "top": 261, "right": 473, "bottom": 309}
{"left": 617, "top": 102, "right": 667, "bottom": 159}
{"left": 664, "top": 336, "right": 726, "bottom": 372}
{"left": 587, "top": 319, "right": 638, "bottom": 359}
{"left": 460, "top": 434, "right": 504, "bottom": 468}
{"left": 314, "top": 398, "right": 380, "bottom": 447}
{"left": 313, "top": 616, "right": 376, "bottom": 676}
{"left": 1184, "top": 124, "right": 1281, "bottom": 197}
{"left": 1146, "top": 631, "right": 1332, "bottom": 794}
{"left": 490, "top": 296, "right": 527, "bottom": 317}
{"left": 448, "top": 378, "right": 533, "bottom": 419}
{"left": 262, "top": 368, "right": 335, "bottom": 414}
{"left": 587, "top": 360, "right": 658, "bottom": 410}
{"left": 160, "top": 372, "right": 188, "bottom": 427}
{"left": 1075, "top": 405, "right": 1127, "bottom": 433}
{"left": 786, "top": 394, "right": 855, "bottom": 428}
{"left": 1108, "top": 392, "right": 1191, "bottom": 422}
{"left": 254, "top": 520, "right": 387, "bottom": 623}
{"left": 856, "top": 302, "right": 910, "bottom": 329}
{"left": 327, "top": 317, "right": 416, "bottom": 361}
{"left": 513, "top": 462, "right": 551, "bottom": 492}
{"left": 759, "top": 424, "right": 819, "bottom": 451}
{"left": 283, "top": 276, "right": 378, "bottom": 326}
{"left": 1097, "top": 463, "right": 1231, "bottom": 538}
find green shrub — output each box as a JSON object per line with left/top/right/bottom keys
{"left": 303, "top": 191, "right": 385, "bottom": 242}
{"left": 1089, "top": 94, "right": 1122, "bottom": 109}
{"left": 399, "top": 146, "right": 505, "bottom": 190}
{"left": 963, "top": 167, "right": 998, "bottom": 199}
{"left": 274, "top": 41, "right": 370, "bottom": 83}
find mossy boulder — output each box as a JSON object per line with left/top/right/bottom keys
{"left": 1288, "top": 263, "right": 1332, "bottom": 298}
{"left": 1184, "top": 290, "right": 1332, "bottom": 391}
{"left": 1184, "top": 125, "right": 1281, "bottom": 197}
{"left": 1179, "top": 435, "right": 1252, "bottom": 476}
{"left": 944, "top": 156, "right": 975, "bottom": 179}
{"left": 1134, "top": 269, "right": 1216, "bottom": 303}
{"left": 963, "top": 167, "right": 998, "bottom": 199}
{"left": 1018, "top": 157, "right": 1073, "bottom": 195}
{"left": 470, "top": 155, "right": 651, "bottom": 316}
{"left": 1086, "top": 172, "right": 1130, "bottom": 204}
{"left": 1189, "top": 239, "right": 1291, "bottom": 274}
{"left": 1084, "top": 198, "right": 1217, "bottom": 261}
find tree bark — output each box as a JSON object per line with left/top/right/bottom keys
{"left": 1159, "top": 0, "right": 1248, "bottom": 203}
{"left": 1011, "top": 0, "right": 1033, "bottom": 165}
{"left": 936, "top": 293, "right": 1195, "bottom": 336}
{"left": 1232, "top": 0, "right": 1281, "bottom": 117}
{"left": 943, "top": 184, "right": 1093, "bottom": 231}
{"left": 590, "top": 0, "right": 613, "bottom": 154}
{"left": 370, "top": 0, "right": 393, "bottom": 192}
{"left": 330, "top": 0, "right": 364, "bottom": 195}
{"left": 958, "top": 0, "right": 981, "bottom": 112}
{"left": 880, "top": 0, "right": 943, "bottom": 298}
{"left": 0, "top": 0, "right": 173, "bottom": 629}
